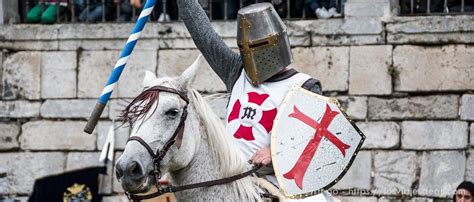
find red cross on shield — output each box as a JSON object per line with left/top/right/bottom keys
{"left": 283, "top": 104, "right": 351, "bottom": 190}
{"left": 271, "top": 85, "right": 365, "bottom": 198}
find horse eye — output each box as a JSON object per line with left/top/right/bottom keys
{"left": 165, "top": 108, "right": 179, "bottom": 117}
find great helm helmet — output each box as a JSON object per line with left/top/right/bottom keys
{"left": 237, "top": 3, "right": 293, "bottom": 86}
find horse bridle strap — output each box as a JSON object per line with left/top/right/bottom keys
{"left": 127, "top": 85, "right": 189, "bottom": 168}
{"left": 127, "top": 107, "right": 187, "bottom": 165}
{"left": 126, "top": 165, "right": 262, "bottom": 201}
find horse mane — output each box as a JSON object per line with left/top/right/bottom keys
{"left": 190, "top": 90, "right": 262, "bottom": 201}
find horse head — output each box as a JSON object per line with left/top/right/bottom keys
{"left": 115, "top": 55, "right": 204, "bottom": 194}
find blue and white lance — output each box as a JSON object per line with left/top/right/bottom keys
{"left": 84, "top": 0, "right": 156, "bottom": 134}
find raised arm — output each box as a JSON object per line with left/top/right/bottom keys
{"left": 177, "top": 0, "right": 243, "bottom": 91}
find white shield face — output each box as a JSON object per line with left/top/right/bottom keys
{"left": 271, "top": 85, "right": 365, "bottom": 198}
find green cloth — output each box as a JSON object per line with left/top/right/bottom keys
{"left": 26, "top": 4, "right": 65, "bottom": 24}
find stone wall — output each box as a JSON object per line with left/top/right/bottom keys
{"left": 0, "top": 0, "right": 473, "bottom": 201}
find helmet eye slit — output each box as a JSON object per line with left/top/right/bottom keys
{"left": 249, "top": 41, "right": 270, "bottom": 48}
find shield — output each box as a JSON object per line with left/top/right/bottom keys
{"left": 271, "top": 85, "right": 365, "bottom": 198}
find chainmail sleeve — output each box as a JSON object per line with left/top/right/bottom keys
{"left": 177, "top": 0, "right": 243, "bottom": 92}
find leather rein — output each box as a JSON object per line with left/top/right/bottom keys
{"left": 125, "top": 85, "right": 261, "bottom": 201}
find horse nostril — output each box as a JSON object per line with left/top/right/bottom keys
{"left": 115, "top": 164, "right": 124, "bottom": 180}
{"left": 127, "top": 161, "right": 145, "bottom": 179}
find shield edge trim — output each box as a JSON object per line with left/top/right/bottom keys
{"left": 271, "top": 85, "right": 366, "bottom": 199}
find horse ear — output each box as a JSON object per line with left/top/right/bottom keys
{"left": 179, "top": 54, "right": 204, "bottom": 88}
{"left": 143, "top": 70, "right": 157, "bottom": 88}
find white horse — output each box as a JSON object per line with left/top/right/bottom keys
{"left": 115, "top": 55, "right": 278, "bottom": 201}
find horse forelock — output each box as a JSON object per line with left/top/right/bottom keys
{"left": 120, "top": 79, "right": 180, "bottom": 127}
{"left": 120, "top": 88, "right": 161, "bottom": 127}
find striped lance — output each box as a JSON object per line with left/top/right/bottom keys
{"left": 84, "top": 0, "right": 156, "bottom": 134}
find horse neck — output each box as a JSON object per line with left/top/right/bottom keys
{"left": 173, "top": 91, "right": 248, "bottom": 181}
{"left": 171, "top": 120, "right": 222, "bottom": 184}
{"left": 169, "top": 93, "right": 261, "bottom": 201}
{"left": 169, "top": 112, "right": 236, "bottom": 200}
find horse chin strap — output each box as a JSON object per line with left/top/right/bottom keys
{"left": 124, "top": 85, "right": 262, "bottom": 202}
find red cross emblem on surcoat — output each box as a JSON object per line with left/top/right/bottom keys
{"left": 283, "top": 104, "right": 351, "bottom": 190}
{"left": 227, "top": 92, "right": 277, "bottom": 141}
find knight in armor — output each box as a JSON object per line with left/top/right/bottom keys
{"left": 177, "top": 1, "right": 331, "bottom": 200}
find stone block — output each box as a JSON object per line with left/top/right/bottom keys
{"left": 290, "top": 47, "right": 349, "bottom": 92}
{"left": 342, "top": 18, "right": 384, "bottom": 35}
{"left": 387, "top": 16, "right": 474, "bottom": 34}
{"left": 286, "top": 21, "right": 312, "bottom": 46}
{"left": 0, "top": 101, "right": 40, "bottom": 118}
{"left": 393, "top": 45, "right": 474, "bottom": 92}
{"left": 349, "top": 45, "right": 392, "bottom": 95}
{"left": 333, "top": 151, "right": 372, "bottom": 190}
{"left": 117, "top": 50, "right": 157, "bottom": 98}
{"left": 158, "top": 38, "right": 198, "bottom": 49}
{"left": 460, "top": 94, "right": 474, "bottom": 120}
{"left": 336, "top": 96, "right": 368, "bottom": 120}
{"left": 312, "top": 34, "right": 384, "bottom": 46}
{"left": 41, "top": 51, "right": 77, "bottom": 99}
{"left": 78, "top": 50, "right": 119, "bottom": 98}
{"left": 368, "top": 95, "right": 459, "bottom": 120}
{"left": 40, "top": 99, "right": 107, "bottom": 119}
{"left": 387, "top": 32, "right": 474, "bottom": 44}
{"left": 1, "top": 40, "right": 59, "bottom": 51}
{"left": 4, "top": 25, "right": 59, "bottom": 40}
{"left": 161, "top": 38, "right": 238, "bottom": 49}
{"left": 97, "top": 121, "right": 130, "bottom": 151}
{"left": 401, "top": 121, "right": 468, "bottom": 150}
{"left": 0, "top": 123, "right": 20, "bottom": 150}
{"left": 203, "top": 93, "right": 230, "bottom": 120}
{"left": 59, "top": 23, "right": 185, "bottom": 40}
{"left": 157, "top": 49, "right": 226, "bottom": 93}
{"left": 358, "top": 122, "right": 400, "bottom": 149}
{"left": 419, "top": 151, "right": 465, "bottom": 197}
{"left": 66, "top": 152, "right": 112, "bottom": 194}
{"left": 146, "top": 22, "right": 191, "bottom": 39}
{"left": 309, "top": 18, "right": 382, "bottom": 35}
{"left": 59, "top": 39, "right": 160, "bottom": 51}
{"left": 58, "top": 23, "right": 132, "bottom": 39}
{"left": 0, "top": 152, "right": 65, "bottom": 194}
{"left": 66, "top": 152, "right": 101, "bottom": 171}
{"left": 373, "top": 151, "right": 417, "bottom": 195}
{"left": 345, "top": 2, "right": 390, "bottom": 18}
{"left": 2, "top": 52, "right": 41, "bottom": 100}
{"left": 20, "top": 121, "right": 96, "bottom": 150}
{"left": 467, "top": 150, "right": 474, "bottom": 181}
